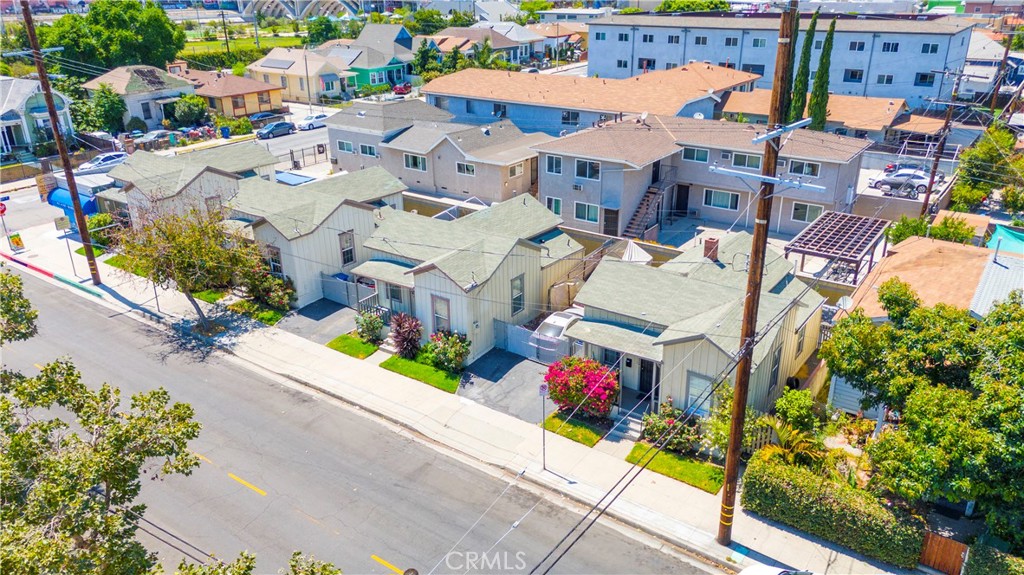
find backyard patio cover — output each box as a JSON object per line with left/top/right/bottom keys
{"left": 784, "top": 211, "right": 890, "bottom": 284}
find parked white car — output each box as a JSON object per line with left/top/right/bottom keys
{"left": 76, "top": 152, "right": 128, "bottom": 174}
{"left": 296, "top": 113, "right": 329, "bottom": 130}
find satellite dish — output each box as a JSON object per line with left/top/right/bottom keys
{"left": 640, "top": 111, "right": 649, "bottom": 121}
{"left": 693, "top": 112, "right": 705, "bottom": 120}
{"left": 837, "top": 296, "right": 854, "bottom": 311}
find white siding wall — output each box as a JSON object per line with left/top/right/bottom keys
{"left": 127, "top": 171, "right": 239, "bottom": 226}
{"left": 540, "top": 247, "right": 584, "bottom": 308}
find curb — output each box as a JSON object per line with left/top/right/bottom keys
{"left": 6, "top": 251, "right": 742, "bottom": 574}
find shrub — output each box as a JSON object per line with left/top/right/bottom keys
{"left": 964, "top": 544, "right": 1024, "bottom": 575}
{"left": 544, "top": 356, "right": 619, "bottom": 419}
{"left": 214, "top": 115, "right": 253, "bottom": 135}
{"left": 179, "top": 47, "right": 271, "bottom": 70}
{"left": 125, "top": 116, "right": 148, "bottom": 134}
{"left": 774, "top": 388, "right": 818, "bottom": 432}
{"left": 842, "top": 417, "right": 875, "bottom": 448}
{"left": 240, "top": 268, "right": 295, "bottom": 311}
{"left": 741, "top": 454, "right": 926, "bottom": 568}
{"left": 950, "top": 181, "right": 989, "bottom": 212}
{"left": 85, "top": 212, "right": 116, "bottom": 248}
{"left": 640, "top": 401, "right": 701, "bottom": 454}
{"left": 355, "top": 311, "right": 385, "bottom": 344}
{"left": 390, "top": 312, "right": 422, "bottom": 358}
{"left": 1003, "top": 186, "right": 1024, "bottom": 214}
{"left": 885, "top": 215, "right": 929, "bottom": 245}
{"left": 174, "top": 94, "right": 210, "bottom": 127}
{"left": 422, "top": 329, "right": 471, "bottom": 372}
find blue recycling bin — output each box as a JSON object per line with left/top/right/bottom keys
{"left": 220, "top": 126, "right": 231, "bottom": 139}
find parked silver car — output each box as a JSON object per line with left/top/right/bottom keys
{"left": 76, "top": 151, "right": 128, "bottom": 174}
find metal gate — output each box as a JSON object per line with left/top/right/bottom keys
{"left": 920, "top": 531, "right": 968, "bottom": 575}
{"left": 494, "top": 319, "right": 566, "bottom": 364}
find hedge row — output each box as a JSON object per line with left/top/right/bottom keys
{"left": 177, "top": 47, "right": 272, "bottom": 70}
{"left": 965, "top": 544, "right": 1024, "bottom": 575}
{"left": 741, "top": 455, "right": 925, "bottom": 568}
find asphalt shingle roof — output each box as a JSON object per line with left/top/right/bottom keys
{"left": 591, "top": 14, "right": 973, "bottom": 35}
{"left": 324, "top": 99, "right": 454, "bottom": 133}
{"left": 82, "top": 66, "right": 192, "bottom": 95}
{"left": 970, "top": 253, "right": 1024, "bottom": 318}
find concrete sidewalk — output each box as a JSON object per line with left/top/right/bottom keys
{"left": 1, "top": 222, "right": 909, "bottom": 575}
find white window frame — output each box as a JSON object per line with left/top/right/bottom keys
{"left": 849, "top": 41, "right": 865, "bottom": 51}
{"left": 618, "top": 32, "right": 629, "bottom": 42}
{"left": 509, "top": 162, "right": 524, "bottom": 178}
{"left": 359, "top": 143, "right": 377, "bottom": 157}
{"left": 404, "top": 153, "right": 427, "bottom": 171}
{"left": 339, "top": 230, "right": 355, "bottom": 265}
{"left": 546, "top": 155, "right": 562, "bottom": 175}
{"left": 796, "top": 323, "right": 807, "bottom": 356}
{"left": 844, "top": 68, "right": 864, "bottom": 83}
{"left": 616, "top": 60, "right": 628, "bottom": 69}
{"left": 575, "top": 159, "right": 600, "bottom": 180}
{"left": 299, "top": 77, "right": 305, "bottom": 91}
{"left": 915, "top": 72, "right": 936, "bottom": 87}
{"left": 725, "top": 36, "right": 739, "bottom": 47}
{"left": 668, "top": 35, "right": 679, "bottom": 44}
{"left": 681, "top": 147, "right": 709, "bottom": 163}
{"left": 791, "top": 201, "right": 824, "bottom": 223}
{"left": 694, "top": 35, "right": 708, "bottom": 45}
{"left": 642, "top": 34, "right": 654, "bottom": 43}
{"left": 882, "top": 41, "right": 899, "bottom": 53}
{"left": 266, "top": 246, "right": 283, "bottom": 275}
{"left": 877, "top": 74, "right": 894, "bottom": 85}
{"left": 510, "top": 274, "right": 525, "bottom": 316}
{"left": 731, "top": 153, "right": 761, "bottom": 170}
{"left": 432, "top": 296, "right": 450, "bottom": 333}
{"left": 595, "top": 32, "right": 606, "bottom": 40}
{"left": 388, "top": 284, "right": 403, "bottom": 304}
{"left": 561, "top": 110, "right": 580, "bottom": 126}
{"left": 703, "top": 188, "right": 740, "bottom": 211}
{"left": 751, "top": 38, "right": 766, "bottom": 48}
{"left": 457, "top": 162, "right": 476, "bottom": 176}
{"left": 686, "top": 372, "right": 713, "bottom": 416}
{"left": 337, "top": 140, "right": 354, "bottom": 154}
{"left": 546, "top": 196, "right": 562, "bottom": 215}
{"left": 922, "top": 43, "right": 939, "bottom": 54}
{"left": 788, "top": 160, "right": 820, "bottom": 177}
{"left": 574, "top": 201, "right": 599, "bottom": 223}
{"left": 280, "top": 76, "right": 288, "bottom": 88}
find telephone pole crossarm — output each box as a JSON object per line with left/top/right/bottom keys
{"left": 708, "top": 165, "right": 827, "bottom": 192}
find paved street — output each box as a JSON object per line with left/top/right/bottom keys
{"left": 3, "top": 270, "right": 715, "bottom": 575}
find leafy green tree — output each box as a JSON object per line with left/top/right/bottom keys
{"left": 92, "top": 83, "right": 128, "bottom": 133}
{"left": 472, "top": 37, "right": 501, "bottom": 69}
{"left": 885, "top": 214, "right": 976, "bottom": 245}
{"left": 174, "top": 93, "right": 210, "bottom": 127}
{"left": 759, "top": 415, "right": 827, "bottom": 468}
{"left": 701, "top": 381, "right": 761, "bottom": 454}
{"left": 884, "top": 215, "right": 929, "bottom": 245}
{"left": 875, "top": 277, "right": 920, "bottom": 326}
{"left": 176, "top": 551, "right": 341, "bottom": 575}
{"left": 959, "top": 123, "right": 1015, "bottom": 187}
{"left": 619, "top": 7, "right": 645, "bottom": 13}
{"left": 307, "top": 16, "right": 340, "bottom": 45}
{"left": 442, "top": 44, "right": 467, "bottom": 73}
{"left": 232, "top": 61, "right": 247, "bottom": 76}
{"left": 773, "top": 388, "right": 818, "bottom": 432}
{"left": 449, "top": 10, "right": 477, "bottom": 27}
{"left": 115, "top": 207, "right": 264, "bottom": 332}
{"left": 411, "top": 9, "right": 446, "bottom": 35}
{"left": 807, "top": 18, "right": 835, "bottom": 131}
{"left": 789, "top": 10, "right": 818, "bottom": 123}
{"left": 930, "top": 215, "right": 975, "bottom": 244}
{"left": 0, "top": 266, "right": 38, "bottom": 345}
{"left": 52, "top": 75, "right": 101, "bottom": 132}
{"left": 40, "top": 0, "right": 185, "bottom": 70}
{"left": 0, "top": 359, "right": 202, "bottom": 575}
{"left": 654, "top": 0, "right": 729, "bottom": 12}
{"left": 413, "top": 38, "right": 441, "bottom": 75}
{"left": 341, "top": 19, "right": 365, "bottom": 39}
{"left": 519, "top": 0, "right": 554, "bottom": 21}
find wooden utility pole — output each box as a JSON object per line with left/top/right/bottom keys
{"left": 221, "top": 11, "right": 231, "bottom": 57}
{"left": 990, "top": 40, "right": 1011, "bottom": 113}
{"left": 716, "top": 0, "right": 799, "bottom": 547}
{"left": 20, "top": 0, "right": 101, "bottom": 285}
{"left": 922, "top": 69, "right": 979, "bottom": 216}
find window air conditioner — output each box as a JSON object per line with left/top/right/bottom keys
{"left": 721, "top": 152, "right": 732, "bottom": 160}
{"left": 573, "top": 184, "right": 583, "bottom": 191}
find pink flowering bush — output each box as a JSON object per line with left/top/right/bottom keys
{"left": 421, "top": 329, "right": 471, "bottom": 372}
{"left": 544, "top": 356, "right": 619, "bottom": 419}
{"left": 641, "top": 401, "right": 701, "bottom": 454}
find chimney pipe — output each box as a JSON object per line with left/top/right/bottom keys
{"left": 704, "top": 237, "right": 720, "bottom": 261}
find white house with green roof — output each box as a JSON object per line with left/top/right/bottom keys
{"left": 228, "top": 167, "right": 407, "bottom": 308}
{"left": 567, "top": 232, "right": 824, "bottom": 415}
{"left": 82, "top": 66, "right": 195, "bottom": 131}
{"left": 352, "top": 194, "right": 584, "bottom": 363}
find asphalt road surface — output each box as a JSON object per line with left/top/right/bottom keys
{"left": 258, "top": 122, "right": 331, "bottom": 159}
{"left": 3, "top": 271, "right": 717, "bottom": 575}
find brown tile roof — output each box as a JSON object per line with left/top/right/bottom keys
{"left": 436, "top": 27, "right": 519, "bottom": 50}
{"left": 849, "top": 236, "right": 1011, "bottom": 318}
{"left": 531, "top": 114, "right": 871, "bottom": 166}
{"left": 173, "top": 69, "right": 282, "bottom": 98}
{"left": 422, "top": 64, "right": 758, "bottom": 117}
{"left": 416, "top": 35, "right": 474, "bottom": 53}
{"left": 719, "top": 89, "right": 908, "bottom": 132}
{"left": 525, "top": 22, "right": 588, "bottom": 38}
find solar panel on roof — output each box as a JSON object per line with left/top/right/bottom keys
{"left": 261, "top": 59, "right": 294, "bottom": 70}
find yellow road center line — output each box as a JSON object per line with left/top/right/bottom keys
{"left": 34, "top": 363, "right": 44, "bottom": 369}
{"left": 294, "top": 507, "right": 322, "bottom": 525}
{"left": 371, "top": 554, "right": 403, "bottom": 574}
{"left": 194, "top": 452, "right": 214, "bottom": 465}
{"left": 227, "top": 473, "right": 266, "bottom": 496}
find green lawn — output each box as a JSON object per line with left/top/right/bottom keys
{"left": 192, "top": 288, "right": 227, "bottom": 304}
{"left": 227, "top": 299, "right": 285, "bottom": 325}
{"left": 626, "top": 443, "right": 725, "bottom": 494}
{"left": 326, "top": 333, "right": 378, "bottom": 359}
{"left": 179, "top": 36, "right": 302, "bottom": 55}
{"left": 103, "top": 254, "right": 147, "bottom": 276}
{"left": 543, "top": 411, "right": 607, "bottom": 448}
{"left": 74, "top": 246, "right": 106, "bottom": 257}
{"left": 379, "top": 354, "right": 461, "bottom": 393}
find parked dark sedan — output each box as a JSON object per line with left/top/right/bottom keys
{"left": 249, "top": 112, "right": 276, "bottom": 121}
{"left": 868, "top": 170, "right": 932, "bottom": 196}
{"left": 256, "top": 121, "right": 295, "bottom": 139}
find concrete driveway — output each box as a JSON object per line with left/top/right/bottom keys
{"left": 459, "top": 349, "right": 556, "bottom": 424}
{"left": 275, "top": 299, "right": 357, "bottom": 345}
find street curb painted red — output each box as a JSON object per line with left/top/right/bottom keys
{"left": 0, "top": 250, "right": 55, "bottom": 278}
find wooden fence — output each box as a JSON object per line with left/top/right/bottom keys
{"left": 920, "top": 531, "right": 968, "bottom": 575}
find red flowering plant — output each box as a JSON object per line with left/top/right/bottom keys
{"left": 544, "top": 356, "right": 619, "bottom": 419}
{"left": 640, "top": 401, "right": 701, "bottom": 454}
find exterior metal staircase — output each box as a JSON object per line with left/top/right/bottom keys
{"left": 623, "top": 167, "right": 676, "bottom": 239}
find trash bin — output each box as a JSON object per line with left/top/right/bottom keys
{"left": 168, "top": 133, "right": 177, "bottom": 146}
{"left": 220, "top": 126, "right": 231, "bottom": 139}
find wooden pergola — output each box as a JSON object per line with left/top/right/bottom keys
{"left": 785, "top": 211, "right": 890, "bottom": 286}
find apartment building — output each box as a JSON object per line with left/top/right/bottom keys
{"left": 586, "top": 13, "right": 974, "bottom": 109}
{"left": 531, "top": 114, "right": 870, "bottom": 238}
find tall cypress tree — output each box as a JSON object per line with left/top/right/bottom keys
{"left": 808, "top": 18, "right": 835, "bottom": 131}
{"left": 789, "top": 10, "right": 819, "bottom": 123}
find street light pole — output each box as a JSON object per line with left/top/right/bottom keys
{"left": 20, "top": 0, "right": 101, "bottom": 285}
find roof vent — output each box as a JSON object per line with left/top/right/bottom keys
{"left": 482, "top": 127, "right": 491, "bottom": 135}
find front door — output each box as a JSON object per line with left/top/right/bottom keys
{"left": 603, "top": 208, "right": 619, "bottom": 236}
{"left": 674, "top": 185, "right": 689, "bottom": 215}
{"left": 639, "top": 359, "right": 654, "bottom": 393}
{"left": 651, "top": 160, "right": 661, "bottom": 185}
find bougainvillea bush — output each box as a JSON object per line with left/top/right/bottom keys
{"left": 422, "top": 329, "right": 471, "bottom": 372}
{"left": 640, "top": 401, "right": 702, "bottom": 453}
{"left": 544, "top": 356, "right": 619, "bottom": 418}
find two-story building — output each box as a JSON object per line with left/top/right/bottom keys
{"left": 325, "top": 99, "right": 553, "bottom": 203}
{"left": 585, "top": 13, "right": 974, "bottom": 109}
{"left": 248, "top": 48, "right": 353, "bottom": 103}
{"left": 717, "top": 89, "right": 909, "bottom": 142}
{"left": 0, "top": 75, "right": 74, "bottom": 157}
{"left": 531, "top": 114, "right": 870, "bottom": 238}
{"left": 319, "top": 24, "right": 416, "bottom": 89}
{"left": 82, "top": 65, "right": 195, "bottom": 131}
{"left": 421, "top": 64, "right": 758, "bottom": 137}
